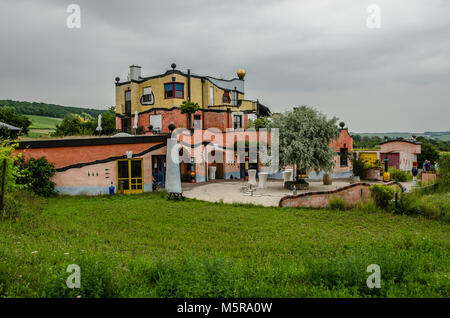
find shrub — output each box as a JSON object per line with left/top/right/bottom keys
{"left": 439, "top": 153, "right": 450, "bottom": 191}
{"left": 369, "top": 184, "right": 395, "bottom": 209}
{"left": 52, "top": 113, "right": 95, "bottom": 137}
{"left": 328, "top": 196, "right": 347, "bottom": 210}
{"left": 16, "top": 157, "right": 56, "bottom": 197}
{"left": 389, "top": 168, "right": 412, "bottom": 182}
{"left": 352, "top": 199, "right": 381, "bottom": 214}
{"left": 351, "top": 156, "right": 366, "bottom": 177}
{"left": 0, "top": 107, "right": 31, "bottom": 135}
{"left": 394, "top": 193, "right": 421, "bottom": 216}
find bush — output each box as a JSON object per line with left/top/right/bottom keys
{"left": 351, "top": 156, "right": 366, "bottom": 177}
{"left": 394, "top": 191, "right": 449, "bottom": 222}
{"left": 439, "top": 153, "right": 450, "bottom": 191}
{"left": 16, "top": 157, "right": 56, "bottom": 197}
{"left": 52, "top": 114, "right": 95, "bottom": 137}
{"left": 369, "top": 184, "right": 395, "bottom": 209}
{"left": 389, "top": 168, "right": 412, "bottom": 182}
{"left": 0, "top": 107, "right": 31, "bottom": 135}
{"left": 394, "top": 193, "right": 421, "bottom": 216}
{"left": 352, "top": 199, "right": 381, "bottom": 214}
{"left": 328, "top": 196, "right": 347, "bottom": 210}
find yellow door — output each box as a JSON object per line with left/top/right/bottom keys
{"left": 117, "top": 159, "right": 144, "bottom": 194}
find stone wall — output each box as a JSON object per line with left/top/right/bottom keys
{"left": 279, "top": 182, "right": 403, "bottom": 209}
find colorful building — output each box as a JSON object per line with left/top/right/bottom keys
{"left": 307, "top": 123, "right": 354, "bottom": 179}
{"left": 115, "top": 64, "right": 269, "bottom": 134}
{"left": 379, "top": 139, "right": 421, "bottom": 171}
{"left": 354, "top": 138, "right": 422, "bottom": 172}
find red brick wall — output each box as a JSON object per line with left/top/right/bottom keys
{"left": 14, "top": 142, "right": 163, "bottom": 169}
{"left": 279, "top": 182, "right": 402, "bottom": 208}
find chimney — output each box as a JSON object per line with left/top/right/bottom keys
{"left": 129, "top": 65, "right": 142, "bottom": 81}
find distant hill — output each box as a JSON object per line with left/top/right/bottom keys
{"left": 0, "top": 100, "right": 107, "bottom": 119}
{"left": 351, "top": 132, "right": 450, "bottom": 141}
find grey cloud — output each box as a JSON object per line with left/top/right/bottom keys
{"left": 0, "top": 0, "right": 449, "bottom": 132}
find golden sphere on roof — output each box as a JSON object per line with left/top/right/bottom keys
{"left": 237, "top": 69, "right": 246, "bottom": 79}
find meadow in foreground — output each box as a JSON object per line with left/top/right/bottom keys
{"left": 0, "top": 191, "right": 449, "bottom": 297}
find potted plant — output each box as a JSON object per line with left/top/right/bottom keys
{"left": 350, "top": 155, "right": 365, "bottom": 184}
{"left": 180, "top": 100, "right": 199, "bottom": 131}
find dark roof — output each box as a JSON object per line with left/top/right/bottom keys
{"left": 257, "top": 102, "right": 271, "bottom": 117}
{"left": 116, "top": 69, "right": 245, "bottom": 94}
{"left": 0, "top": 121, "right": 20, "bottom": 131}
{"left": 17, "top": 134, "right": 169, "bottom": 149}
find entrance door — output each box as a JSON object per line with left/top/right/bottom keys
{"left": 152, "top": 155, "right": 166, "bottom": 187}
{"left": 117, "top": 159, "right": 143, "bottom": 194}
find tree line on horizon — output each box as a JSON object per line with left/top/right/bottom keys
{"left": 0, "top": 100, "right": 106, "bottom": 119}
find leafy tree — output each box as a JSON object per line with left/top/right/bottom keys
{"left": 247, "top": 117, "right": 270, "bottom": 130}
{"left": 268, "top": 105, "right": 339, "bottom": 180}
{"left": 416, "top": 137, "right": 440, "bottom": 167}
{"left": 97, "top": 106, "right": 117, "bottom": 135}
{"left": 352, "top": 134, "right": 383, "bottom": 149}
{"left": 52, "top": 113, "right": 95, "bottom": 137}
{"left": 0, "top": 140, "right": 21, "bottom": 193}
{"left": 439, "top": 153, "right": 449, "bottom": 191}
{"left": 15, "top": 157, "right": 56, "bottom": 197}
{"left": 180, "top": 101, "right": 199, "bottom": 130}
{"left": 0, "top": 107, "right": 31, "bottom": 135}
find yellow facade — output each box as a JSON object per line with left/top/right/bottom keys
{"left": 359, "top": 152, "right": 378, "bottom": 165}
{"left": 115, "top": 70, "right": 257, "bottom": 116}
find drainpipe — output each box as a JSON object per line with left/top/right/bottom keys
{"left": 201, "top": 78, "right": 205, "bottom": 129}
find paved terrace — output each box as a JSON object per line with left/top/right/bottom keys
{"left": 182, "top": 179, "right": 415, "bottom": 207}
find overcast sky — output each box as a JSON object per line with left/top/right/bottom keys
{"left": 0, "top": 0, "right": 449, "bottom": 133}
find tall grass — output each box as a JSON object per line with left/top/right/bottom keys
{"left": 0, "top": 191, "right": 449, "bottom": 297}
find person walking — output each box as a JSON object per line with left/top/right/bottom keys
{"left": 434, "top": 161, "right": 439, "bottom": 171}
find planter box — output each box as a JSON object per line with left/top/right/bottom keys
{"left": 364, "top": 167, "right": 382, "bottom": 181}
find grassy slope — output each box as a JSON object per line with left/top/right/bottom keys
{"left": 28, "top": 115, "right": 62, "bottom": 129}
{"left": 0, "top": 192, "right": 449, "bottom": 297}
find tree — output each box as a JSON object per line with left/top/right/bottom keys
{"left": 417, "top": 137, "right": 440, "bottom": 167}
{"left": 98, "top": 106, "right": 117, "bottom": 135}
{"left": 15, "top": 156, "right": 56, "bottom": 197}
{"left": 180, "top": 101, "right": 199, "bottom": 130}
{"left": 52, "top": 113, "right": 95, "bottom": 137}
{"left": 247, "top": 117, "right": 270, "bottom": 130}
{"left": 0, "top": 107, "right": 31, "bottom": 135}
{"left": 268, "top": 105, "right": 339, "bottom": 180}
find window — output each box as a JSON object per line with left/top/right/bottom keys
{"left": 223, "top": 91, "right": 231, "bottom": 103}
{"left": 232, "top": 90, "right": 238, "bottom": 106}
{"left": 125, "top": 90, "right": 131, "bottom": 113}
{"left": 340, "top": 148, "right": 348, "bottom": 167}
{"left": 150, "top": 114, "right": 162, "bottom": 132}
{"left": 233, "top": 114, "right": 243, "bottom": 129}
{"left": 142, "top": 87, "right": 154, "bottom": 104}
{"left": 209, "top": 86, "right": 214, "bottom": 106}
{"left": 164, "top": 83, "right": 184, "bottom": 98}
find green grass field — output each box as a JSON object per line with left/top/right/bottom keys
{"left": 0, "top": 191, "right": 449, "bottom": 298}
{"left": 27, "top": 115, "right": 62, "bottom": 129}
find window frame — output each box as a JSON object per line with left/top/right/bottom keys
{"left": 209, "top": 86, "right": 214, "bottom": 106}
{"left": 124, "top": 90, "right": 131, "bottom": 114}
{"left": 142, "top": 87, "right": 153, "bottom": 103}
{"left": 164, "top": 82, "right": 184, "bottom": 99}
